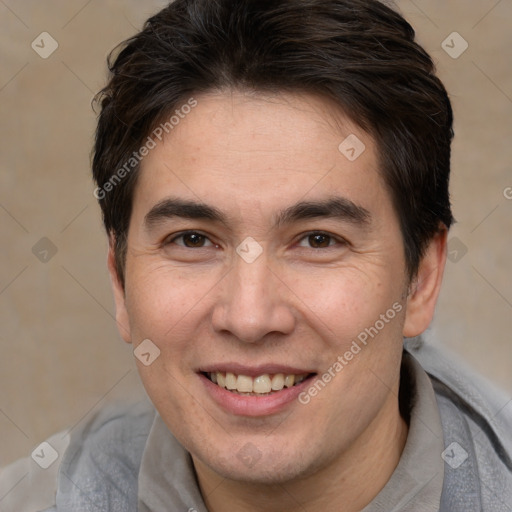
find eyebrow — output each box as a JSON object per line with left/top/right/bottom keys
{"left": 274, "top": 197, "right": 371, "bottom": 228}
{"left": 144, "top": 198, "right": 227, "bottom": 228}
{"left": 143, "top": 196, "right": 371, "bottom": 230}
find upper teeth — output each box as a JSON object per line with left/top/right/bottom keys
{"left": 209, "top": 372, "right": 308, "bottom": 394}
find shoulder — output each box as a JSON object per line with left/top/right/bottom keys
{"left": 405, "top": 337, "right": 512, "bottom": 508}
{"left": 57, "top": 399, "right": 156, "bottom": 510}
{"left": 0, "top": 399, "right": 156, "bottom": 512}
{"left": 0, "top": 429, "right": 70, "bottom": 512}
{"left": 65, "top": 398, "right": 156, "bottom": 461}
{"left": 404, "top": 336, "right": 512, "bottom": 433}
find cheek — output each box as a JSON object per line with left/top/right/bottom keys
{"left": 282, "top": 263, "right": 402, "bottom": 343}
{"left": 123, "top": 265, "right": 215, "bottom": 421}
{"left": 124, "top": 262, "right": 220, "bottom": 342}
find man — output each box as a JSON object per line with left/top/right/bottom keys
{"left": 1, "top": 0, "right": 511, "bottom": 510}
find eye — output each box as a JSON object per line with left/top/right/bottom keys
{"left": 296, "top": 231, "right": 344, "bottom": 249}
{"left": 166, "top": 231, "right": 216, "bottom": 248}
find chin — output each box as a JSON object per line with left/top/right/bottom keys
{"left": 194, "top": 441, "right": 325, "bottom": 485}
{"left": 213, "top": 460, "right": 307, "bottom": 485}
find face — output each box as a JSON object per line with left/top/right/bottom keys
{"left": 110, "top": 91, "right": 432, "bottom": 484}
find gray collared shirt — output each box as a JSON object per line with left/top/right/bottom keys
{"left": 3, "top": 340, "right": 512, "bottom": 511}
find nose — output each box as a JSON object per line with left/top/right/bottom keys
{"left": 211, "top": 253, "right": 296, "bottom": 344}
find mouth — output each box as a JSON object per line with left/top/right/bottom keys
{"left": 198, "top": 364, "right": 318, "bottom": 415}
{"left": 201, "top": 371, "right": 316, "bottom": 396}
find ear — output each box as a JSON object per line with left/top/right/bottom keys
{"left": 107, "top": 236, "right": 132, "bottom": 344}
{"left": 402, "top": 226, "right": 448, "bottom": 338}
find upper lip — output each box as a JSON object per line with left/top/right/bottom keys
{"left": 198, "top": 363, "right": 316, "bottom": 378}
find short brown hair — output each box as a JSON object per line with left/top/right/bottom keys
{"left": 92, "top": 0, "right": 454, "bottom": 286}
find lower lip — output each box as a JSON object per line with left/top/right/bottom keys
{"left": 199, "top": 373, "right": 315, "bottom": 417}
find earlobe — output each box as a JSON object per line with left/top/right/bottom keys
{"left": 107, "top": 237, "right": 132, "bottom": 344}
{"left": 402, "top": 227, "right": 448, "bottom": 338}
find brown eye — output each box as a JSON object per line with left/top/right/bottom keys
{"left": 307, "top": 233, "right": 332, "bottom": 248}
{"left": 296, "top": 231, "right": 348, "bottom": 250}
{"left": 168, "top": 231, "right": 215, "bottom": 248}
{"left": 182, "top": 233, "right": 206, "bottom": 247}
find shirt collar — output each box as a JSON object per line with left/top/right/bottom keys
{"left": 361, "top": 351, "right": 445, "bottom": 511}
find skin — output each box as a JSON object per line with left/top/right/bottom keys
{"left": 108, "top": 90, "right": 447, "bottom": 512}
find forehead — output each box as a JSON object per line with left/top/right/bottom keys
{"left": 132, "top": 90, "right": 391, "bottom": 229}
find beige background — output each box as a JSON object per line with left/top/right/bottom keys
{"left": 0, "top": 0, "right": 511, "bottom": 467}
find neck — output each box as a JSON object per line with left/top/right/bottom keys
{"left": 193, "top": 395, "right": 408, "bottom": 512}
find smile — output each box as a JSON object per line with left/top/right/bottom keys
{"left": 204, "top": 371, "right": 311, "bottom": 395}
{"left": 198, "top": 364, "right": 317, "bottom": 415}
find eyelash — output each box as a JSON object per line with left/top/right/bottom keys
{"left": 165, "top": 230, "right": 347, "bottom": 249}
{"left": 166, "top": 231, "right": 217, "bottom": 248}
